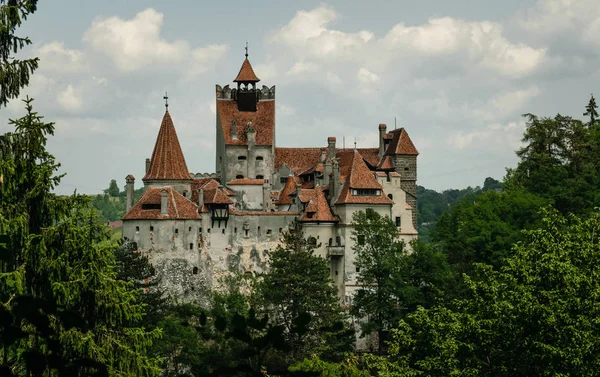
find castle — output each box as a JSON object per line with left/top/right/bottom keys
{"left": 122, "top": 52, "right": 419, "bottom": 305}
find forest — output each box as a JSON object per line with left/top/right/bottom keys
{"left": 3, "top": 2, "right": 600, "bottom": 376}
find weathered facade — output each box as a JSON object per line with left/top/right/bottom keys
{"left": 122, "top": 53, "right": 419, "bottom": 313}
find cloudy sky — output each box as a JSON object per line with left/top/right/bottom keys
{"left": 1, "top": 0, "right": 599, "bottom": 194}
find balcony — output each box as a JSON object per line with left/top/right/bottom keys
{"left": 326, "top": 245, "right": 345, "bottom": 257}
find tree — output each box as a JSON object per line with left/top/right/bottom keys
{"left": 583, "top": 94, "right": 598, "bottom": 125}
{"left": 350, "top": 209, "right": 406, "bottom": 354}
{"left": 388, "top": 209, "right": 600, "bottom": 376}
{"left": 0, "top": 0, "right": 39, "bottom": 107}
{"left": 0, "top": 99, "right": 161, "bottom": 376}
{"left": 257, "top": 219, "right": 354, "bottom": 364}
{"left": 105, "top": 179, "right": 120, "bottom": 197}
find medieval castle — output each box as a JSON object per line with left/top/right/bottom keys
{"left": 121, "top": 53, "right": 419, "bottom": 305}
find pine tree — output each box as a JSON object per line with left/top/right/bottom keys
{"left": 583, "top": 94, "right": 599, "bottom": 126}
{"left": 0, "top": 0, "right": 40, "bottom": 107}
{"left": 0, "top": 99, "right": 161, "bottom": 376}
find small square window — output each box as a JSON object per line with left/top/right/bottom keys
{"left": 395, "top": 217, "right": 401, "bottom": 227}
{"left": 207, "top": 228, "right": 211, "bottom": 234}
{"left": 136, "top": 226, "right": 139, "bottom": 231}
{"left": 175, "top": 229, "right": 179, "bottom": 234}
{"left": 234, "top": 227, "right": 237, "bottom": 233}
{"left": 189, "top": 227, "right": 192, "bottom": 232}
{"left": 222, "top": 228, "right": 225, "bottom": 234}
{"left": 267, "top": 229, "right": 272, "bottom": 235}
{"left": 335, "top": 270, "right": 339, "bottom": 276}
{"left": 150, "top": 226, "right": 154, "bottom": 231}
{"left": 199, "top": 227, "right": 202, "bottom": 233}
{"left": 279, "top": 228, "right": 283, "bottom": 233}
{"left": 189, "top": 243, "right": 193, "bottom": 250}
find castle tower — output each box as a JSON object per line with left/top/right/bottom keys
{"left": 383, "top": 128, "right": 419, "bottom": 229}
{"left": 142, "top": 106, "right": 193, "bottom": 196}
{"left": 215, "top": 46, "right": 276, "bottom": 184}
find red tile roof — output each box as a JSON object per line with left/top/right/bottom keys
{"left": 126, "top": 174, "right": 135, "bottom": 180}
{"left": 384, "top": 128, "right": 419, "bottom": 156}
{"left": 300, "top": 189, "right": 315, "bottom": 203}
{"left": 377, "top": 155, "right": 394, "bottom": 170}
{"left": 346, "top": 150, "right": 383, "bottom": 189}
{"left": 203, "top": 187, "right": 234, "bottom": 205}
{"left": 217, "top": 100, "right": 274, "bottom": 146}
{"left": 234, "top": 58, "right": 260, "bottom": 82}
{"left": 277, "top": 175, "right": 301, "bottom": 205}
{"left": 230, "top": 209, "right": 300, "bottom": 216}
{"left": 275, "top": 147, "right": 380, "bottom": 175}
{"left": 123, "top": 187, "right": 201, "bottom": 220}
{"left": 143, "top": 112, "right": 192, "bottom": 181}
{"left": 335, "top": 184, "right": 394, "bottom": 205}
{"left": 301, "top": 187, "right": 337, "bottom": 222}
{"left": 227, "top": 178, "right": 264, "bottom": 185}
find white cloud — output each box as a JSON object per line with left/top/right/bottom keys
{"left": 357, "top": 67, "right": 379, "bottom": 83}
{"left": 287, "top": 61, "right": 319, "bottom": 75}
{"left": 190, "top": 44, "right": 229, "bottom": 75}
{"left": 449, "top": 121, "right": 524, "bottom": 150}
{"left": 36, "top": 42, "right": 88, "bottom": 73}
{"left": 83, "top": 8, "right": 190, "bottom": 71}
{"left": 469, "top": 86, "right": 541, "bottom": 121}
{"left": 57, "top": 85, "right": 82, "bottom": 111}
{"left": 277, "top": 104, "right": 296, "bottom": 116}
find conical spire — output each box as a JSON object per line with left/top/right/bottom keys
{"left": 143, "top": 111, "right": 192, "bottom": 181}
{"left": 348, "top": 150, "right": 381, "bottom": 189}
{"left": 234, "top": 58, "right": 260, "bottom": 83}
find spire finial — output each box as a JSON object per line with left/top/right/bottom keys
{"left": 354, "top": 138, "right": 357, "bottom": 151}
{"left": 245, "top": 42, "right": 248, "bottom": 58}
{"left": 163, "top": 91, "right": 169, "bottom": 111}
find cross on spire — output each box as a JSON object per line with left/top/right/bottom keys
{"left": 163, "top": 91, "right": 169, "bottom": 111}
{"left": 245, "top": 42, "right": 248, "bottom": 58}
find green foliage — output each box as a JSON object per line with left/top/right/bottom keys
{"left": 258, "top": 219, "right": 354, "bottom": 364}
{"left": 387, "top": 209, "right": 600, "bottom": 376}
{"left": 0, "top": 0, "right": 39, "bottom": 108}
{"left": 583, "top": 93, "right": 598, "bottom": 125}
{"left": 104, "top": 179, "right": 120, "bottom": 197}
{"left": 91, "top": 182, "right": 143, "bottom": 222}
{"left": 0, "top": 99, "right": 161, "bottom": 376}
{"left": 288, "top": 355, "right": 370, "bottom": 377}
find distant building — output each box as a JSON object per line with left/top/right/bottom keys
{"left": 122, "top": 52, "right": 419, "bottom": 308}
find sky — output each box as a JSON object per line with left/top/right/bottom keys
{"left": 1, "top": 0, "right": 599, "bottom": 194}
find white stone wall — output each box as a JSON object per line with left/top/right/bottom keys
{"left": 229, "top": 184, "right": 265, "bottom": 210}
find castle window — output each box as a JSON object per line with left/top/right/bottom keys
{"left": 245, "top": 229, "right": 249, "bottom": 237}
{"left": 336, "top": 236, "right": 341, "bottom": 245}
{"left": 353, "top": 189, "right": 381, "bottom": 196}
{"left": 136, "top": 226, "right": 139, "bottom": 231}
{"left": 189, "top": 243, "right": 193, "bottom": 250}
{"left": 256, "top": 156, "right": 264, "bottom": 161}
{"left": 193, "top": 267, "right": 198, "bottom": 274}
{"left": 335, "top": 270, "right": 339, "bottom": 276}
{"left": 328, "top": 238, "right": 333, "bottom": 246}
{"left": 234, "top": 227, "right": 237, "bottom": 234}
{"left": 308, "top": 236, "right": 317, "bottom": 247}
{"left": 280, "top": 177, "right": 287, "bottom": 184}
{"left": 267, "top": 229, "right": 272, "bottom": 235}
{"left": 175, "top": 229, "right": 178, "bottom": 234}
{"left": 388, "top": 194, "right": 393, "bottom": 200}
{"left": 256, "top": 175, "right": 264, "bottom": 179}
{"left": 279, "top": 228, "right": 282, "bottom": 233}
{"left": 207, "top": 228, "right": 211, "bottom": 234}
{"left": 222, "top": 228, "right": 225, "bottom": 234}
{"left": 189, "top": 226, "right": 192, "bottom": 232}
{"left": 142, "top": 203, "right": 161, "bottom": 210}
{"left": 258, "top": 226, "right": 261, "bottom": 236}
{"left": 404, "top": 167, "right": 409, "bottom": 171}
{"left": 238, "top": 156, "right": 247, "bottom": 160}
{"left": 199, "top": 227, "right": 202, "bottom": 233}
{"left": 183, "top": 191, "right": 188, "bottom": 198}
{"left": 396, "top": 217, "right": 401, "bottom": 227}
{"left": 150, "top": 226, "right": 154, "bottom": 231}
{"left": 236, "top": 175, "right": 244, "bottom": 179}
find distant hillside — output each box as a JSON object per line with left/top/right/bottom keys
{"left": 417, "top": 177, "right": 503, "bottom": 240}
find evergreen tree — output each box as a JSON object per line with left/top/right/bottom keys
{"left": 0, "top": 0, "right": 39, "bottom": 107}
{"left": 0, "top": 99, "right": 161, "bottom": 376}
{"left": 105, "top": 179, "right": 120, "bottom": 197}
{"left": 583, "top": 94, "right": 599, "bottom": 126}
{"left": 257, "top": 219, "right": 354, "bottom": 364}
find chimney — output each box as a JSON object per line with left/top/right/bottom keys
{"left": 198, "top": 188, "right": 204, "bottom": 208}
{"left": 379, "top": 124, "right": 387, "bottom": 157}
{"left": 330, "top": 160, "right": 341, "bottom": 206}
{"left": 327, "top": 137, "right": 336, "bottom": 161}
{"left": 145, "top": 158, "right": 151, "bottom": 173}
{"left": 125, "top": 175, "right": 135, "bottom": 212}
{"left": 294, "top": 183, "right": 302, "bottom": 212}
{"left": 320, "top": 147, "right": 327, "bottom": 162}
{"left": 262, "top": 180, "right": 271, "bottom": 212}
{"left": 161, "top": 189, "right": 168, "bottom": 215}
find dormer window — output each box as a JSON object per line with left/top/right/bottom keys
{"left": 352, "top": 189, "right": 381, "bottom": 196}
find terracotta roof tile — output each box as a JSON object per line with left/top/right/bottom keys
{"left": 276, "top": 175, "right": 301, "bottom": 205}
{"left": 335, "top": 184, "right": 394, "bottom": 205}
{"left": 301, "top": 187, "right": 337, "bottom": 222}
{"left": 384, "top": 128, "right": 419, "bottom": 156}
{"left": 301, "top": 181, "right": 315, "bottom": 189}
{"left": 143, "top": 112, "right": 192, "bottom": 181}
{"left": 300, "top": 189, "right": 315, "bottom": 203}
{"left": 389, "top": 172, "right": 401, "bottom": 177}
{"left": 234, "top": 58, "right": 260, "bottom": 82}
{"left": 275, "top": 147, "right": 380, "bottom": 175}
{"left": 203, "top": 187, "right": 233, "bottom": 205}
{"left": 227, "top": 178, "right": 265, "bottom": 185}
{"left": 217, "top": 100, "right": 274, "bottom": 145}
{"left": 230, "top": 209, "right": 300, "bottom": 216}
{"left": 123, "top": 187, "right": 200, "bottom": 220}
{"left": 126, "top": 174, "right": 135, "bottom": 180}
{"left": 347, "top": 150, "right": 382, "bottom": 189}
{"left": 377, "top": 155, "right": 394, "bottom": 170}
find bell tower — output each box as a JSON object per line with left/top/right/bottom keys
{"left": 233, "top": 43, "right": 260, "bottom": 112}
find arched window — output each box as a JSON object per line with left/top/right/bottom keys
{"left": 388, "top": 194, "right": 393, "bottom": 200}
{"left": 308, "top": 236, "right": 317, "bottom": 247}
{"left": 192, "top": 267, "right": 198, "bottom": 274}
{"left": 328, "top": 238, "right": 333, "bottom": 246}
